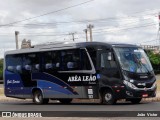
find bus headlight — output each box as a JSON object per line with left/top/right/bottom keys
{"left": 123, "top": 80, "right": 137, "bottom": 89}
{"left": 151, "top": 82, "right": 157, "bottom": 89}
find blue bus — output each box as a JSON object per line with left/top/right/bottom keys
{"left": 4, "top": 42, "right": 157, "bottom": 104}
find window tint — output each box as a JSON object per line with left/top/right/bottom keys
{"left": 100, "top": 52, "right": 117, "bottom": 69}
{"left": 44, "top": 52, "right": 53, "bottom": 70}
{"left": 53, "top": 51, "right": 61, "bottom": 69}
{"left": 6, "top": 54, "right": 22, "bottom": 73}
{"left": 43, "top": 51, "right": 61, "bottom": 72}
{"left": 42, "top": 49, "right": 92, "bottom": 71}
{"left": 22, "top": 53, "right": 40, "bottom": 72}
{"left": 81, "top": 49, "right": 92, "bottom": 70}
{"left": 60, "top": 49, "right": 81, "bottom": 71}
{"left": 86, "top": 47, "right": 97, "bottom": 67}
{"left": 60, "top": 49, "right": 92, "bottom": 71}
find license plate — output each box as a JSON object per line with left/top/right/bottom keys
{"left": 142, "top": 94, "right": 148, "bottom": 97}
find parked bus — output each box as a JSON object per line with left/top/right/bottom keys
{"left": 4, "top": 42, "right": 157, "bottom": 104}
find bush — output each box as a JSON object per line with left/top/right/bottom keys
{"left": 146, "top": 50, "right": 160, "bottom": 74}
{"left": 0, "top": 59, "right": 3, "bottom": 80}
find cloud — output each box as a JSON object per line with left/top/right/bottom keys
{"left": 0, "top": 0, "right": 160, "bottom": 58}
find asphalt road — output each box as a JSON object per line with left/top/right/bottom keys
{"left": 0, "top": 100, "right": 160, "bottom": 111}
{"left": 0, "top": 101, "right": 160, "bottom": 118}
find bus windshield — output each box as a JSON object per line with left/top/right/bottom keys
{"left": 114, "top": 47, "right": 153, "bottom": 73}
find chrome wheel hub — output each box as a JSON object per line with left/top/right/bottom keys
{"left": 105, "top": 93, "right": 112, "bottom": 101}
{"left": 35, "top": 94, "right": 42, "bottom": 103}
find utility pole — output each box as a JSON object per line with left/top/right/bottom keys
{"left": 83, "top": 29, "right": 88, "bottom": 42}
{"left": 87, "top": 24, "right": 94, "bottom": 42}
{"left": 15, "top": 31, "right": 19, "bottom": 49}
{"left": 69, "top": 32, "right": 76, "bottom": 41}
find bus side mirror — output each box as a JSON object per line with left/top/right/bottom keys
{"left": 107, "top": 52, "right": 112, "bottom": 61}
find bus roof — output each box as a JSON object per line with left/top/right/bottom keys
{"left": 5, "top": 41, "right": 140, "bottom": 55}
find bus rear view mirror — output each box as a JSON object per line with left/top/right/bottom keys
{"left": 7, "top": 66, "right": 14, "bottom": 72}
{"left": 108, "top": 52, "right": 112, "bottom": 61}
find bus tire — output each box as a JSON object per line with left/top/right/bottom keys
{"left": 59, "top": 99, "right": 72, "bottom": 104}
{"left": 33, "top": 90, "right": 49, "bottom": 104}
{"left": 130, "top": 98, "right": 142, "bottom": 104}
{"left": 102, "top": 90, "right": 117, "bottom": 105}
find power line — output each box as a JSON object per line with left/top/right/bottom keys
{"left": 3, "top": 13, "right": 157, "bottom": 28}
{"left": 0, "top": 22, "right": 156, "bottom": 37}
{"left": 92, "top": 23, "right": 156, "bottom": 36}
{"left": 136, "top": 39, "right": 158, "bottom": 44}
{"left": 69, "top": 32, "right": 77, "bottom": 41}
{"left": 0, "top": 0, "right": 94, "bottom": 27}
{"left": 21, "top": 13, "right": 157, "bottom": 24}
{"left": 93, "top": 21, "right": 154, "bottom": 32}
{"left": 0, "top": 16, "right": 155, "bottom": 31}
{"left": 1, "top": 9, "right": 158, "bottom": 28}
{"left": 8, "top": 17, "right": 154, "bottom": 27}
{"left": 0, "top": 18, "right": 157, "bottom": 38}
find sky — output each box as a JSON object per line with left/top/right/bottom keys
{"left": 0, "top": 0, "right": 160, "bottom": 58}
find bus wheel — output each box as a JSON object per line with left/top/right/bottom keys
{"left": 33, "top": 90, "right": 49, "bottom": 104}
{"left": 59, "top": 99, "right": 72, "bottom": 104}
{"left": 102, "top": 90, "right": 117, "bottom": 105}
{"left": 130, "top": 98, "right": 142, "bottom": 104}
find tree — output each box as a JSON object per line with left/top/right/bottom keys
{"left": 147, "top": 51, "right": 160, "bottom": 65}
{"left": 147, "top": 50, "right": 160, "bottom": 74}
{"left": 0, "top": 59, "right": 3, "bottom": 80}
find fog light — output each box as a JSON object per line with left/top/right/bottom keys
{"left": 126, "top": 91, "right": 133, "bottom": 96}
{"left": 116, "top": 90, "right": 120, "bottom": 92}
{"left": 142, "top": 94, "right": 148, "bottom": 97}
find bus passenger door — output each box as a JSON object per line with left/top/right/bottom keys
{"left": 97, "top": 49, "right": 121, "bottom": 88}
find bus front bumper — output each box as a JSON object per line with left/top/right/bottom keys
{"left": 124, "top": 86, "right": 157, "bottom": 98}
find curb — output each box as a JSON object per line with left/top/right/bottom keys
{"left": 0, "top": 89, "right": 160, "bottom": 103}
{"left": 0, "top": 95, "right": 160, "bottom": 103}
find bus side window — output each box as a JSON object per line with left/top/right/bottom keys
{"left": 60, "top": 49, "right": 81, "bottom": 71}
{"left": 43, "top": 51, "right": 61, "bottom": 72}
{"left": 100, "top": 52, "right": 117, "bottom": 69}
{"left": 81, "top": 49, "right": 92, "bottom": 70}
{"left": 53, "top": 51, "right": 61, "bottom": 70}
{"left": 44, "top": 52, "right": 53, "bottom": 71}
{"left": 86, "top": 47, "right": 97, "bottom": 69}
{"left": 6, "top": 55, "right": 22, "bottom": 73}
{"left": 22, "top": 53, "right": 40, "bottom": 72}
